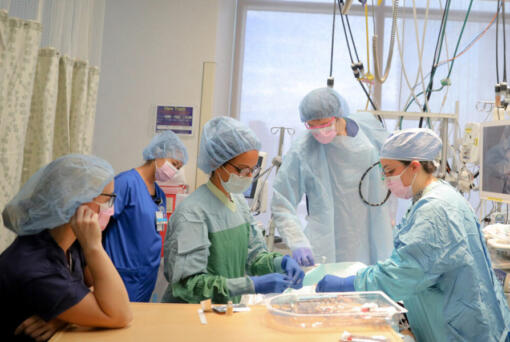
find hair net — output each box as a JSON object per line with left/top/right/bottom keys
{"left": 142, "top": 130, "right": 188, "bottom": 164}
{"left": 380, "top": 128, "right": 442, "bottom": 161}
{"left": 198, "top": 116, "right": 261, "bottom": 173}
{"left": 2, "top": 154, "right": 114, "bottom": 235}
{"left": 299, "top": 87, "right": 351, "bottom": 122}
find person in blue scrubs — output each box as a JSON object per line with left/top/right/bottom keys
{"left": 317, "top": 129, "right": 510, "bottom": 342}
{"left": 103, "top": 131, "right": 188, "bottom": 302}
{"left": 271, "top": 87, "right": 393, "bottom": 266}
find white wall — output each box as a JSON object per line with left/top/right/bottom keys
{"left": 93, "top": 0, "right": 236, "bottom": 189}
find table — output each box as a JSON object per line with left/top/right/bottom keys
{"left": 50, "top": 303, "right": 402, "bottom": 342}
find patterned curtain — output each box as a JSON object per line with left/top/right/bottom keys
{"left": 21, "top": 48, "right": 59, "bottom": 185}
{"left": 0, "top": 10, "right": 42, "bottom": 252}
{"left": 52, "top": 55, "right": 73, "bottom": 159}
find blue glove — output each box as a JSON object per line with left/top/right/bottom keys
{"left": 250, "top": 273, "right": 292, "bottom": 294}
{"left": 292, "top": 247, "right": 315, "bottom": 267}
{"left": 316, "top": 275, "right": 356, "bottom": 292}
{"left": 281, "top": 255, "right": 305, "bottom": 289}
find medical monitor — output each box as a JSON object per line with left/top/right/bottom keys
{"left": 480, "top": 120, "right": 510, "bottom": 203}
{"left": 244, "top": 151, "right": 267, "bottom": 199}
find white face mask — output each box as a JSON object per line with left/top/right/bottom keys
{"left": 220, "top": 167, "right": 253, "bottom": 194}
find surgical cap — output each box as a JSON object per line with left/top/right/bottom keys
{"left": 2, "top": 154, "right": 114, "bottom": 235}
{"left": 380, "top": 128, "right": 442, "bottom": 161}
{"left": 299, "top": 87, "right": 351, "bottom": 122}
{"left": 142, "top": 130, "right": 188, "bottom": 164}
{"left": 198, "top": 116, "right": 261, "bottom": 173}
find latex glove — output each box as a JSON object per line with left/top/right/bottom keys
{"left": 281, "top": 255, "right": 304, "bottom": 289}
{"left": 292, "top": 247, "right": 315, "bottom": 267}
{"left": 250, "top": 273, "right": 292, "bottom": 294}
{"left": 316, "top": 275, "right": 355, "bottom": 292}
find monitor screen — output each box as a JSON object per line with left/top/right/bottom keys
{"left": 480, "top": 120, "right": 510, "bottom": 202}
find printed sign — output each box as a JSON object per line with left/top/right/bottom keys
{"left": 156, "top": 106, "right": 193, "bottom": 135}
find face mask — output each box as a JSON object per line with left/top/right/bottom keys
{"left": 309, "top": 121, "right": 337, "bottom": 144}
{"left": 384, "top": 166, "right": 416, "bottom": 199}
{"left": 155, "top": 161, "right": 178, "bottom": 182}
{"left": 96, "top": 202, "right": 114, "bottom": 231}
{"left": 220, "top": 167, "right": 253, "bottom": 194}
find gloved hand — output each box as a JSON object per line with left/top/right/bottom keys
{"left": 292, "top": 247, "right": 315, "bottom": 267}
{"left": 316, "top": 275, "right": 355, "bottom": 292}
{"left": 250, "top": 273, "right": 292, "bottom": 294}
{"left": 281, "top": 255, "right": 304, "bottom": 289}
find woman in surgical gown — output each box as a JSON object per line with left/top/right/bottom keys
{"left": 317, "top": 128, "right": 510, "bottom": 342}
{"left": 161, "top": 117, "right": 304, "bottom": 304}
{"left": 103, "top": 131, "right": 188, "bottom": 302}
{"left": 271, "top": 87, "right": 393, "bottom": 266}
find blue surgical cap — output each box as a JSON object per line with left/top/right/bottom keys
{"left": 2, "top": 154, "right": 114, "bottom": 235}
{"left": 380, "top": 128, "right": 442, "bottom": 161}
{"left": 142, "top": 130, "right": 188, "bottom": 164}
{"left": 198, "top": 116, "right": 261, "bottom": 173}
{"left": 299, "top": 87, "right": 351, "bottom": 122}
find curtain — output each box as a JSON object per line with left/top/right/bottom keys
{"left": 52, "top": 55, "right": 73, "bottom": 159}
{"left": 69, "top": 60, "right": 89, "bottom": 153}
{"left": 0, "top": 9, "right": 42, "bottom": 251}
{"left": 21, "top": 48, "right": 59, "bottom": 185}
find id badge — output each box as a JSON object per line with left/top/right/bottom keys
{"left": 155, "top": 208, "right": 167, "bottom": 232}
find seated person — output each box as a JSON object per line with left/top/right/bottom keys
{"left": 0, "top": 154, "right": 132, "bottom": 341}
{"left": 316, "top": 129, "right": 510, "bottom": 342}
{"left": 162, "top": 117, "right": 304, "bottom": 304}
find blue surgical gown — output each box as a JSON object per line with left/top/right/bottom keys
{"left": 355, "top": 180, "right": 510, "bottom": 342}
{"left": 271, "top": 112, "right": 393, "bottom": 264}
{"left": 103, "top": 169, "right": 166, "bottom": 302}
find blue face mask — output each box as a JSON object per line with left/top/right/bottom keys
{"left": 220, "top": 167, "right": 253, "bottom": 194}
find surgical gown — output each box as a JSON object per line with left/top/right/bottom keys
{"left": 103, "top": 169, "right": 166, "bottom": 302}
{"left": 161, "top": 181, "right": 282, "bottom": 304}
{"left": 271, "top": 112, "right": 393, "bottom": 264}
{"left": 355, "top": 180, "right": 510, "bottom": 342}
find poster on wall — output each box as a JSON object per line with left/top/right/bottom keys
{"left": 156, "top": 106, "right": 193, "bottom": 135}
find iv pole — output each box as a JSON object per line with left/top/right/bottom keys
{"left": 251, "top": 126, "right": 294, "bottom": 251}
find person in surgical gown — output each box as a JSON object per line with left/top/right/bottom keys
{"left": 161, "top": 117, "right": 304, "bottom": 304}
{"left": 317, "top": 128, "right": 510, "bottom": 342}
{"left": 271, "top": 87, "right": 393, "bottom": 266}
{"left": 103, "top": 130, "right": 188, "bottom": 302}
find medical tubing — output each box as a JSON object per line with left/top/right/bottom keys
{"left": 359, "top": 162, "right": 391, "bottom": 206}
{"left": 345, "top": 14, "right": 361, "bottom": 62}
{"left": 330, "top": 0, "right": 337, "bottom": 77}
{"left": 419, "top": 0, "right": 451, "bottom": 126}
{"left": 372, "top": 0, "right": 399, "bottom": 83}
{"left": 497, "top": 0, "right": 501, "bottom": 84}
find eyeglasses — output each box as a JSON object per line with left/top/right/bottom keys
{"left": 226, "top": 162, "right": 261, "bottom": 178}
{"left": 98, "top": 193, "right": 117, "bottom": 208}
{"left": 304, "top": 117, "right": 336, "bottom": 130}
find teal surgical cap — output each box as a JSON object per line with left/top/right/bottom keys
{"left": 380, "top": 128, "right": 442, "bottom": 161}
{"left": 143, "top": 130, "right": 188, "bottom": 164}
{"left": 2, "top": 154, "right": 114, "bottom": 235}
{"left": 299, "top": 87, "right": 351, "bottom": 122}
{"left": 198, "top": 116, "right": 261, "bottom": 173}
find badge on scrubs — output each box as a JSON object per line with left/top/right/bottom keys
{"left": 155, "top": 208, "right": 167, "bottom": 232}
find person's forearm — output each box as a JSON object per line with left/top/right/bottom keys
{"left": 83, "top": 246, "right": 132, "bottom": 324}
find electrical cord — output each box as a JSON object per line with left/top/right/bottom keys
{"left": 359, "top": 162, "right": 391, "bottom": 207}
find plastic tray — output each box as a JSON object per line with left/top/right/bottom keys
{"left": 266, "top": 291, "right": 407, "bottom": 330}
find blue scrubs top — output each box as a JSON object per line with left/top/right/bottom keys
{"left": 103, "top": 169, "right": 166, "bottom": 302}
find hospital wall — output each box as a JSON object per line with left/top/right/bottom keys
{"left": 93, "top": 0, "right": 236, "bottom": 190}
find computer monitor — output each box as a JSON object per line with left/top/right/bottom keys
{"left": 480, "top": 120, "right": 510, "bottom": 203}
{"left": 244, "top": 151, "right": 267, "bottom": 199}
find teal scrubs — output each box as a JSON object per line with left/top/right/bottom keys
{"left": 355, "top": 180, "right": 510, "bottom": 341}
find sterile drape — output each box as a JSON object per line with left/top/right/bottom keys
{"left": 0, "top": 9, "right": 42, "bottom": 252}
{"left": 21, "top": 48, "right": 59, "bottom": 185}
